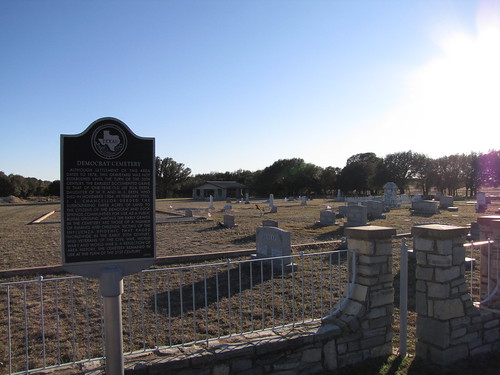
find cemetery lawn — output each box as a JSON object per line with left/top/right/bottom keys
{"left": 1, "top": 197, "right": 499, "bottom": 374}
{"left": 1, "top": 197, "right": 493, "bottom": 271}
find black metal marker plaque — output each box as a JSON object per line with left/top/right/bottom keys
{"left": 61, "top": 117, "right": 155, "bottom": 278}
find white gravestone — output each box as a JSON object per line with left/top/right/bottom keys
{"left": 412, "top": 200, "right": 439, "bottom": 215}
{"left": 209, "top": 195, "right": 215, "bottom": 209}
{"left": 477, "top": 192, "right": 487, "bottom": 212}
{"left": 301, "top": 196, "right": 308, "bottom": 206}
{"left": 256, "top": 226, "right": 294, "bottom": 271}
{"left": 383, "top": 182, "right": 400, "bottom": 208}
{"left": 245, "top": 192, "right": 250, "bottom": 204}
{"left": 346, "top": 205, "right": 368, "bottom": 227}
{"left": 269, "top": 194, "right": 274, "bottom": 208}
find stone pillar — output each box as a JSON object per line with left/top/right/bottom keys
{"left": 324, "top": 226, "right": 395, "bottom": 366}
{"left": 412, "top": 224, "right": 472, "bottom": 365}
{"left": 477, "top": 215, "right": 500, "bottom": 241}
{"left": 480, "top": 218, "right": 500, "bottom": 308}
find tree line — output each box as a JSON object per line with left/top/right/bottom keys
{"left": 0, "top": 172, "right": 60, "bottom": 198}
{"left": 2, "top": 150, "right": 498, "bottom": 199}
{"left": 156, "top": 150, "right": 500, "bottom": 199}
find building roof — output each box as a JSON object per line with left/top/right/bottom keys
{"left": 196, "top": 181, "right": 249, "bottom": 189}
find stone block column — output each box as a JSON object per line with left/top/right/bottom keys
{"left": 323, "top": 226, "right": 396, "bottom": 367}
{"left": 477, "top": 215, "right": 500, "bottom": 241}
{"left": 412, "top": 224, "right": 472, "bottom": 365}
{"left": 480, "top": 218, "right": 500, "bottom": 309}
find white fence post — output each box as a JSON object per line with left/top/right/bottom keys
{"left": 399, "top": 238, "right": 408, "bottom": 357}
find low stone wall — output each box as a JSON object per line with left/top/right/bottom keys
{"left": 122, "top": 226, "right": 396, "bottom": 374}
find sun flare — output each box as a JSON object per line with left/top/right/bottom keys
{"left": 372, "top": 2, "right": 500, "bottom": 159}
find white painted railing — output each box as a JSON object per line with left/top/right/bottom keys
{"left": 0, "top": 249, "right": 355, "bottom": 374}
{"left": 465, "top": 239, "right": 499, "bottom": 305}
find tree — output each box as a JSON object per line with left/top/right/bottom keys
{"left": 0, "top": 172, "right": 14, "bottom": 197}
{"left": 319, "top": 166, "right": 340, "bottom": 196}
{"left": 9, "top": 174, "right": 29, "bottom": 198}
{"left": 412, "top": 154, "right": 438, "bottom": 196}
{"left": 338, "top": 152, "right": 381, "bottom": 195}
{"left": 383, "top": 151, "right": 417, "bottom": 194}
{"left": 253, "top": 158, "right": 321, "bottom": 197}
{"left": 463, "top": 153, "right": 479, "bottom": 197}
{"left": 155, "top": 157, "right": 192, "bottom": 198}
{"left": 435, "top": 155, "right": 465, "bottom": 196}
{"left": 47, "top": 180, "right": 61, "bottom": 197}
{"left": 478, "top": 150, "right": 500, "bottom": 188}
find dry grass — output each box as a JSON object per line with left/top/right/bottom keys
{"left": 1, "top": 196, "right": 499, "bottom": 374}
{"left": 2, "top": 196, "right": 495, "bottom": 270}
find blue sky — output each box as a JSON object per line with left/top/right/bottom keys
{"left": 1, "top": 0, "right": 499, "bottom": 181}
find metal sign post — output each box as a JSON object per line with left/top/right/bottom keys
{"left": 100, "top": 267, "right": 124, "bottom": 374}
{"left": 61, "top": 117, "right": 156, "bottom": 374}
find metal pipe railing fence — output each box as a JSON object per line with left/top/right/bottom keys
{"left": 0, "top": 249, "right": 354, "bottom": 375}
{"left": 465, "top": 239, "right": 499, "bottom": 305}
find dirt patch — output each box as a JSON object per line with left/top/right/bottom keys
{"left": 0, "top": 195, "right": 23, "bottom": 203}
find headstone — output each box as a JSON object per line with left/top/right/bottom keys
{"left": 470, "top": 222, "right": 480, "bottom": 241}
{"left": 269, "top": 194, "right": 274, "bottom": 208}
{"left": 412, "top": 194, "right": 422, "bottom": 202}
{"left": 318, "top": 210, "right": 336, "bottom": 226}
{"left": 223, "top": 204, "right": 232, "bottom": 211}
{"left": 245, "top": 193, "right": 250, "bottom": 204}
{"left": 383, "top": 182, "right": 400, "bottom": 208}
{"left": 362, "top": 200, "right": 385, "bottom": 219}
{"left": 337, "top": 189, "right": 342, "bottom": 202}
{"left": 255, "top": 226, "right": 294, "bottom": 271}
{"left": 262, "top": 219, "right": 278, "bottom": 227}
{"left": 345, "top": 205, "right": 368, "bottom": 227}
{"left": 411, "top": 200, "right": 439, "bottom": 215}
{"left": 439, "top": 195, "right": 454, "bottom": 209}
{"left": 400, "top": 194, "right": 411, "bottom": 205}
{"left": 301, "top": 196, "right": 308, "bottom": 206}
{"left": 270, "top": 205, "right": 278, "bottom": 213}
{"left": 477, "top": 192, "right": 487, "bottom": 212}
{"left": 223, "top": 214, "right": 236, "bottom": 228}
{"left": 185, "top": 209, "right": 193, "bottom": 217}
{"left": 209, "top": 195, "right": 214, "bottom": 209}
{"left": 339, "top": 205, "right": 348, "bottom": 217}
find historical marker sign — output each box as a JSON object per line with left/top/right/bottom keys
{"left": 61, "top": 117, "right": 156, "bottom": 278}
